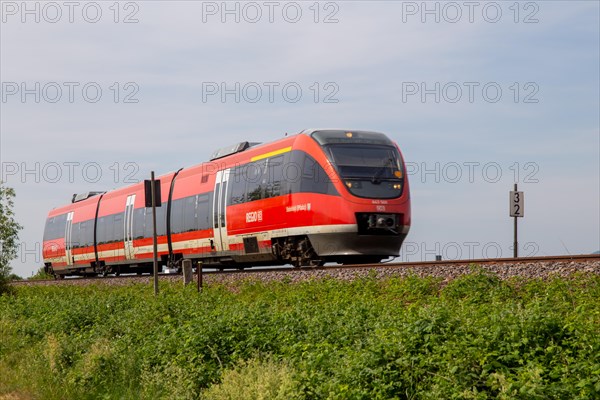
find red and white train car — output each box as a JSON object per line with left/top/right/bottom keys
{"left": 43, "top": 129, "right": 411, "bottom": 277}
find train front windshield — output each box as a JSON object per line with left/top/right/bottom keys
{"left": 325, "top": 144, "right": 404, "bottom": 199}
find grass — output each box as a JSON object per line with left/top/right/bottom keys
{"left": 0, "top": 270, "right": 599, "bottom": 399}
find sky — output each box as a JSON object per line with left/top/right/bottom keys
{"left": 1, "top": 0, "right": 599, "bottom": 278}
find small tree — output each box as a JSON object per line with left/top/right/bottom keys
{"left": 0, "top": 183, "right": 22, "bottom": 293}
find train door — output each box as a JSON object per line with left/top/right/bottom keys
{"left": 212, "top": 169, "right": 231, "bottom": 252}
{"left": 64, "top": 211, "right": 74, "bottom": 266}
{"left": 124, "top": 194, "right": 136, "bottom": 259}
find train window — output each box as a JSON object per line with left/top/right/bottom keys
{"left": 220, "top": 181, "right": 227, "bottom": 227}
{"left": 88, "top": 222, "right": 95, "bottom": 247}
{"left": 325, "top": 144, "right": 403, "bottom": 199}
{"left": 102, "top": 216, "right": 111, "bottom": 243}
{"left": 43, "top": 218, "right": 55, "bottom": 241}
{"left": 228, "top": 167, "right": 246, "bottom": 205}
{"left": 246, "top": 160, "right": 265, "bottom": 202}
{"left": 213, "top": 183, "right": 220, "bottom": 228}
{"left": 197, "top": 193, "right": 211, "bottom": 230}
{"left": 97, "top": 216, "right": 107, "bottom": 244}
{"left": 43, "top": 213, "right": 68, "bottom": 241}
{"left": 162, "top": 202, "right": 168, "bottom": 236}
{"left": 159, "top": 193, "right": 214, "bottom": 233}
{"left": 71, "top": 222, "right": 82, "bottom": 249}
{"left": 43, "top": 218, "right": 54, "bottom": 241}
{"left": 57, "top": 214, "right": 68, "bottom": 238}
{"left": 103, "top": 215, "right": 117, "bottom": 244}
{"left": 183, "top": 195, "right": 197, "bottom": 232}
{"left": 113, "top": 214, "right": 124, "bottom": 241}
{"left": 261, "top": 156, "right": 283, "bottom": 198}
{"left": 145, "top": 204, "right": 167, "bottom": 237}
{"left": 104, "top": 215, "right": 115, "bottom": 244}
{"left": 212, "top": 151, "right": 338, "bottom": 208}
{"left": 143, "top": 210, "right": 151, "bottom": 238}
{"left": 87, "top": 221, "right": 94, "bottom": 247}
{"left": 133, "top": 208, "right": 145, "bottom": 239}
{"left": 77, "top": 220, "right": 88, "bottom": 248}
{"left": 160, "top": 202, "right": 168, "bottom": 236}
{"left": 288, "top": 150, "right": 305, "bottom": 194}
{"left": 170, "top": 198, "right": 184, "bottom": 234}
{"left": 86, "top": 220, "right": 94, "bottom": 247}
{"left": 300, "top": 152, "right": 338, "bottom": 196}
{"left": 70, "top": 220, "right": 91, "bottom": 249}
{"left": 335, "top": 146, "right": 400, "bottom": 177}
{"left": 265, "top": 155, "right": 283, "bottom": 198}
{"left": 302, "top": 154, "right": 317, "bottom": 179}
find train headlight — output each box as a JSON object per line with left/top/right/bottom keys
{"left": 376, "top": 216, "right": 396, "bottom": 228}
{"left": 393, "top": 184, "right": 402, "bottom": 190}
{"left": 357, "top": 213, "right": 402, "bottom": 234}
{"left": 368, "top": 215, "right": 377, "bottom": 228}
{"left": 346, "top": 181, "right": 362, "bottom": 189}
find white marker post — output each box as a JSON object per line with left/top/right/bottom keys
{"left": 509, "top": 184, "right": 524, "bottom": 258}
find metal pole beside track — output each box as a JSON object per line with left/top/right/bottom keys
{"left": 513, "top": 183, "right": 518, "bottom": 259}
{"left": 151, "top": 171, "right": 159, "bottom": 295}
{"left": 197, "top": 261, "right": 203, "bottom": 293}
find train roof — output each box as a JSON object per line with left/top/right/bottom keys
{"left": 300, "top": 129, "right": 393, "bottom": 146}
{"left": 46, "top": 129, "right": 394, "bottom": 217}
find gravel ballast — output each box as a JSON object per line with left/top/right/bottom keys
{"left": 14, "top": 259, "right": 600, "bottom": 287}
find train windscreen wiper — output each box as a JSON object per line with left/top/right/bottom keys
{"left": 371, "top": 158, "right": 395, "bottom": 184}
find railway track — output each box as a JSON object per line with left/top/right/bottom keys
{"left": 12, "top": 254, "right": 600, "bottom": 285}
{"left": 329, "top": 254, "right": 600, "bottom": 270}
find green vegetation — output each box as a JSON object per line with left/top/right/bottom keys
{"left": 203, "top": 357, "right": 298, "bottom": 400}
{"left": 0, "top": 183, "right": 22, "bottom": 295}
{"left": 28, "top": 267, "right": 54, "bottom": 281}
{"left": 1, "top": 271, "right": 599, "bottom": 399}
{"left": 7, "top": 273, "right": 23, "bottom": 281}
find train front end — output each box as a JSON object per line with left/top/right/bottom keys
{"left": 301, "top": 129, "right": 411, "bottom": 263}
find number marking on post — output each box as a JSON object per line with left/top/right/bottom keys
{"left": 510, "top": 190, "right": 524, "bottom": 217}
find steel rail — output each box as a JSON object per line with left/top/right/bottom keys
{"left": 11, "top": 254, "right": 599, "bottom": 285}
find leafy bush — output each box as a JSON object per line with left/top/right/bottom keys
{"left": 0, "top": 274, "right": 13, "bottom": 296}
{"left": 202, "top": 358, "right": 299, "bottom": 400}
{"left": 1, "top": 273, "right": 599, "bottom": 399}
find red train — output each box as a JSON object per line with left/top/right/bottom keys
{"left": 42, "top": 129, "right": 411, "bottom": 278}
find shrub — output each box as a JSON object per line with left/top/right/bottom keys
{"left": 0, "top": 274, "right": 13, "bottom": 296}
{"left": 202, "top": 358, "right": 299, "bottom": 400}
{"left": 1, "top": 274, "right": 599, "bottom": 399}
